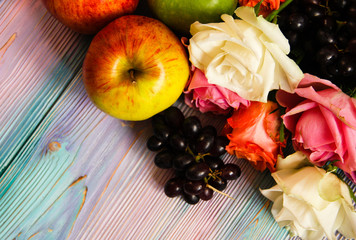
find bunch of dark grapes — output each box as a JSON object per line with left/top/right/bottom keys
{"left": 146, "top": 106, "right": 241, "bottom": 205}
{"left": 278, "top": 0, "right": 356, "bottom": 94}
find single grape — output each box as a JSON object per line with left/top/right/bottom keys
{"left": 185, "top": 162, "right": 210, "bottom": 181}
{"left": 221, "top": 164, "right": 241, "bottom": 180}
{"left": 163, "top": 106, "right": 185, "bottom": 129}
{"left": 195, "top": 132, "right": 215, "bottom": 154}
{"left": 153, "top": 123, "right": 170, "bottom": 141}
{"left": 169, "top": 133, "right": 187, "bottom": 152}
{"left": 164, "top": 178, "right": 185, "bottom": 198}
{"left": 204, "top": 155, "right": 224, "bottom": 170}
{"left": 183, "top": 180, "right": 205, "bottom": 195}
{"left": 182, "top": 116, "right": 202, "bottom": 139}
{"left": 208, "top": 177, "right": 227, "bottom": 191}
{"left": 183, "top": 193, "right": 200, "bottom": 205}
{"left": 147, "top": 135, "right": 165, "bottom": 151}
{"left": 173, "top": 153, "right": 195, "bottom": 171}
{"left": 338, "top": 53, "right": 356, "bottom": 77}
{"left": 305, "top": 4, "right": 326, "bottom": 20}
{"left": 210, "top": 136, "right": 229, "bottom": 157}
{"left": 199, "top": 187, "right": 214, "bottom": 201}
{"left": 199, "top": 125, "right": 217, "bottom": 137}
{"left": 154, "top": 150, "right": 173, "bottom": 169}
{"left": 316, "top": 44, "right": 339, "bottom": 65}
{"left": 288, "top": 12, "right": 308, "bottom": 32}
{"left": 316, "top": 28, "right": 337, "bottom": 45}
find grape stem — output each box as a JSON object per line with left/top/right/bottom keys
{"left": 206, "top": 184, "right": 235, "bottom": 200}
{"left": 208, "top": 170, "right": 222, "bottom": 181}
{"left": 185, "top": 146, "right": 211, "bottom": 162}
{"left": 186, "top": 146, "right": 195, "bottom": 156}
{"left": 195, "top": 153, "right": 210, "bottom": 162}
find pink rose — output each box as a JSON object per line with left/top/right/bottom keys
{"left": 276, "top": 73, "right": 356, "bottom": 182}
{"left": 184, "top": 67, "right": 250, "bottom": 115}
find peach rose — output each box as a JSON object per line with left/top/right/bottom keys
{"left": 239, "top": 0, "right": 286, "bottom": 17}
{"left": 225, "top": 101, "right": 284, "bottom": 172}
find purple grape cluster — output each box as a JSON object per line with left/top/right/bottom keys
{"left": 147, "top": 106, "right": 241, "bottom": 205}
{"left": 279, "top": 0, "right": 356, "bottom": 94}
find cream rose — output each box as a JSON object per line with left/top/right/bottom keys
{"left": 260, "top": 152, "right": 356, "bottom": 240}
{"left": 188, "top": 6, "right": 304, "bottom": 102}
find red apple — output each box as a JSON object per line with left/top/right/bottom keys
{"left": 42, "top": 0, "right": 140, "bottom": 34}
{"left": 83, "top": 15, "right": 190, "bottom": 121}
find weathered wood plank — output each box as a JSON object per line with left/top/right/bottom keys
{"left": 0, "top": 0, "right": 91, "bottom": 173}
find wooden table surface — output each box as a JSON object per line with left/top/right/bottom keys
{"left": 1, "top": 1, "right": 354, "bottom": 239}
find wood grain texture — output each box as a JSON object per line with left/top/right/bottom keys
{"left": 0, "top": 0, "right": 91, "bottom": 173}
{"left": 0, "top": 1, "right": 354, "bottom": 240}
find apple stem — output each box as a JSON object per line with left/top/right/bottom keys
{"left": 128, "top": 69, "right": 136, "bottom": 84}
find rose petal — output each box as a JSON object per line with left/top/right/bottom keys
{"left": 234, "top": 6, "right": 290, "bottom": 53}
{"left": 271, "top": 167, "right": 330, "bottom": 210}
{"left": 276, "top": 151, "right": 312, "bottom": 171}
{"left": 261, "top": 36, "right": 304, "bottom": 92}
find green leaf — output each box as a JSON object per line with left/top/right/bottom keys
{"left": 279, "top": 121, "right": 285, "bottom": 143}
{"left": 279, "top": 108, "right": 286, "bottom": 142}
{"left": 254, "top": 0, "right": 264, "bottom": 16}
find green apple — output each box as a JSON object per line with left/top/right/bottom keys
{"left": 83, "top": 15, "right": 190, "bottom": 121}
{"left": 42, "top": 0, "right": 140, "bottom": 34}
{"left": 147, "top": 0, "right": 238, "bottom": 34}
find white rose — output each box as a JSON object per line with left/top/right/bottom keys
{"left": 188, "top": 6, "right": 304, "bottom": 102}
{"left": 260, "top": 152, "right": 356, "bottom": 240}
